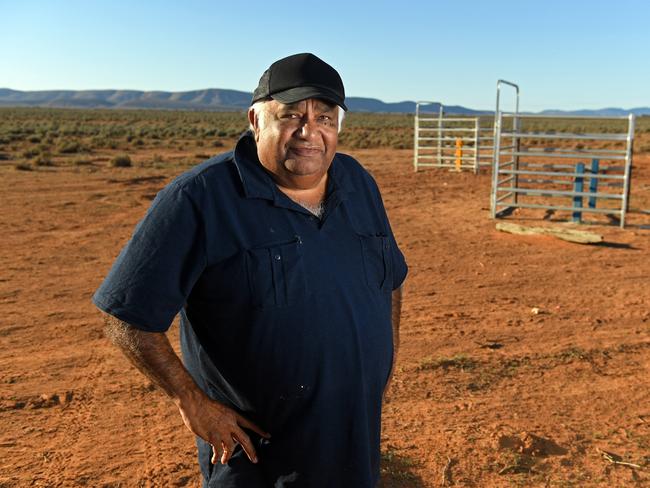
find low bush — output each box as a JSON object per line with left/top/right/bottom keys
{"left": 57, "top": 141, "right": 82, "bottom": 154}
{"left": 73, "top": 157, "right": 93, "bottom": 166}
{"left": 22, "top": 148, "right": 39, "bottom": 158}
{"left": 110, "top": 154, "right": 132, "bottom": 167}
{"left": 33, "top": 152, "right": 53, "bottom": 166}
{"left": 14, "top": 162, "right": 33, "bottom": 171}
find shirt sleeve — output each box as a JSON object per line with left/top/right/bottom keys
{"left": 389, "top": 228, "right": 407, "bottom": 290}
{"left": 368, "top": 174, "right": 407, "bottom": 291}
{"left": 92, "top": 182, "right": 206, "bottom": 332}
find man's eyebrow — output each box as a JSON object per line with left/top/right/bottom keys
{"left": 279, "top": 100, "right": 336, "bottom": 112}
{"left": 281, "top": 102, "right": 303, "bottom": 110}
{"left": 315, "top": 100, "right": 337, "bottom": 111}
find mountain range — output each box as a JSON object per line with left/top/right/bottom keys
{"left": 0, "top": 88, "right": 648, "bottom": 116}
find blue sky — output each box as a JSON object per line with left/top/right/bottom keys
{"left": 2, "top": 0, "right": 648, "bottom": 111}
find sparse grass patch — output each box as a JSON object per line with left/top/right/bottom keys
{"left": 57, "top": 140, "right": 83, "bottom": 154}
{"left": 110, "top": 154, "right": 132, "bottom": 167}
{"left": 73, "top": 157, "right": 93, "bottom": 166}
{"left": 380, "top": 448, "right": 421, "bottom": 485}
{"left": 33, "top": 153, "right": 54, "bottom": 166}
{"left": 417, "top": 354, "right": 475, "bottom": 371}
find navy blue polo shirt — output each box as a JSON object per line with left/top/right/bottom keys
{"left": 93, "top": 132, "right": 407, "bottom": 487}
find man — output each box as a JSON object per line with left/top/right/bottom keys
{"left": 94, "top": 52, "right": 407, "bottom": 487}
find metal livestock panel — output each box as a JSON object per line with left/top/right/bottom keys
{"left": 414, "top": 103, "right": 494, "bottom": 174}
{"left": 490, "top": 110, "right": 636, "bottom": 228}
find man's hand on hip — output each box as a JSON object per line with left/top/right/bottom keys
{"left": 177, "top": 391, "right": 270, "bottom": 465}
{"left": 102, "top": 313, "right": 269, "bottom": 465}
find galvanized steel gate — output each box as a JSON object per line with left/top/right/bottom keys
{"left": 413, "top": 103, "right": 493, "bottom": 173}
{"left": 490, "top": 80, "right": 635, "bottom": 228}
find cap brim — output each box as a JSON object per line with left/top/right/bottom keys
{"left": 271, "top": 87, "right": 347, "bottom": 111}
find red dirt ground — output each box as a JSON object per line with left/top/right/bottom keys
{"left": 1, "top": 148, "right": 649, "bottom": 487}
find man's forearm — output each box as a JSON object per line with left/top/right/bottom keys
{"left": 102, "top": 312, "right": 268, "bottom": 464}
{"left": 102, "top": 313, "right": 200, "bottom": 405}
{"left": 384, "top": 285, "right": 403, "bottom": 399}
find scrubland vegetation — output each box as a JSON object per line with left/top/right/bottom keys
{"left": 0, "top": 107, "right": 648, "bottom": 171}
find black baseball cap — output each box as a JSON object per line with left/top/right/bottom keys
{"left": 251, "top": 53, "right": 347, "bottom": 111}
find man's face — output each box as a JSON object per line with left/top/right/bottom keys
{"left": 251, "top": 98, "right": 339, "bottom": 188}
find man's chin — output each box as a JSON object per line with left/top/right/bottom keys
{"left": 284, "top": 159, "right": 329, "bottom": 177}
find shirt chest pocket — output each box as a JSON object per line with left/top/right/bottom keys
{"left": 358, "top": 233, "right": 393, "bottom": 293}
{"left": 246, "top": 236, "right": 307, "bottom": 309}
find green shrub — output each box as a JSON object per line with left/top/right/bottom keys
{"left": 22, "top": 148, "right": 39, "bottom": 158}
{"left": 57, "top": 141, "right": 82, "bottom": 154}
{"left": 33, "top": 152, "right": 53, "bottom": 166}
{"left": 110, "top": 154, "right": 132, "bottom": 167}
{"left": 73, "top": 157, "right": 93, "bottom": 166}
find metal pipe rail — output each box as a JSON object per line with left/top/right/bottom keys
{"left": 499, "top": 169, "right": 626, "bottom": 180}
{"left": 500, "top": 131, "right": 628, "bottom": 142}
{"left": 496, "top": 202, "right": 626, "bottom": 215}
{"left": 501, "top": 112, "right": 632, "bottom": 120}
{"left": 499, "top": 187, "right": 623, "bottom": 200}
{"left": 502, "top": 151, "right": 627, "bottom": 161}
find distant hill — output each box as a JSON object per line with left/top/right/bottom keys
{"left": 0, "top": 88, "right": 253, "bottom": 111}
{"left": 0, "top": 88, "right": 647, "bottom": 116}
{"left": 539, "top": 107, "right": 650, "bottom": 117}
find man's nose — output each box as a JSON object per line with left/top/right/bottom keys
{"left": 297, "top": 117, "right": 318, "bottom": 138}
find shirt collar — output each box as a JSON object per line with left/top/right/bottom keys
{"left": 232, "top": 131, "right": 355, "bottom": 201}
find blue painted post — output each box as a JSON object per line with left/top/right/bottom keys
{"left": 573, "top": 162, "right": 585, "bottom": 223}
{"left": 588, "top": 158, "right": 599, "bottom": 209}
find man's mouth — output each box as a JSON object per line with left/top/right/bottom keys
{"left": 288, "top": 146, "right": 322, "bottom": 157}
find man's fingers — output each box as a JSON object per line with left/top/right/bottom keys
{"left": 237, "top": 415, "right": 271, "bottom": 439}
{"left": 220, "top": 440, "right": 235, "bottom": 465}
{"left": 210, "top": 443, "right": 219, "bottom": 465}
{"left": 232, "top": 431, "right": 258, "bottom": 464}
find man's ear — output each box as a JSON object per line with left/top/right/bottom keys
{"left": 247, "top": 108, "right": 259, "bottom": 139}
